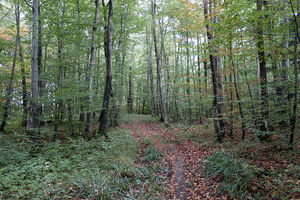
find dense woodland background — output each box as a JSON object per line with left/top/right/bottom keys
{"left": 0, "top": 0, "right": 299, "bottom": 199}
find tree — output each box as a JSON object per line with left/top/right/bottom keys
{"left": 30, "top": 0, "right": 41, "bottom": 144}
{"left": 86, "top": 0, "right": 100, "bottom": 138}
{"left": 98, "top": 0, "right": 114, "bottom": 138}
{"left": 151, "top": 0, "right": 169, "bottom": 125}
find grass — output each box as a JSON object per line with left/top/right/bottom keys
{"left": 203, "top": 151, "right": 257, "bottom": 199}
{"left": 0, "top": 126, "right": 164, "bottom": 199}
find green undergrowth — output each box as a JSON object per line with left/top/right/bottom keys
{"left": 141, "top": 137, "right": 163, "bottom": 163}
{"left": 203, "top": 149, "right": 298, "bottom": 200}
{"left": 204, "top": 151, "right": 257, "bottom": 199}
{"left": 0, "top": 127, "right": 164, "bottom": 199}
{"left": 119, "top": 113, "right": 157, "bottom": 124}
{"left": 168, "top": 122, "right": 298, "bottom": 200}
{"left": 167, "top": 122, "right": 214, "bottom": 145}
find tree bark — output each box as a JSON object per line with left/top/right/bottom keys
{"left": 86, "top": 0, "right": 99, "bottom": 138}
{"left": 30, "top": 0, "right": 41, "bottom": 144}
{"left": 151, "top": 0, "right": 169, "bottom": 125}
{"left": 53, "top": 0, "right": 66, "bottom": 142}
{"left": 186, "top": 32, "right": 192, "bottom": 123}
{"left": 289, "top": 5, "right": 299, "bottom": 149}
{"left": 146, "top": 29, "right": 154, "bottom": 115}
{"left": 256, "top": 0, "right": 270, "bottom": 140}
{"left": 204, "top": 0, "right": 225, "bottom": 142}
{"left": 16, "top": 0, "right": 28, "bottom": 127}
{"left": 98, "top": 0, "right": 113, "bottom": 138}
{"left": 127, "top": 65, "right": 134, "bottom": 113}
{"left": 197, "top": 33, "right": 203, "bottom": 123}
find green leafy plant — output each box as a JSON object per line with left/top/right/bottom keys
{"left": 203, "top": 151, "right": 257, "bottom": 199}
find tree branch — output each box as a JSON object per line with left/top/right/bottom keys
{"left": 289, "top": 0, "right": 300, "bottom": 42}
{"left": 39, "top": 0, "right": 48, "bottom": 8}
{"left": 24, "top": 0, "right": 33, "bottom": 9}
{"left": 0, "top": 6, "right": 13, "bottom": 23}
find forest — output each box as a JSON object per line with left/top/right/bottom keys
{"left": 0, "top": 0, "right": 299, "bottom": 199}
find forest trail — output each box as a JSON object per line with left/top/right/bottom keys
{"left": 122, "top": 116, "right": 220, "bottom": 200}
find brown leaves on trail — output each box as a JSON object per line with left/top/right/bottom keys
{"left": 123, "top": 119, "right": 224, "bottom": 200}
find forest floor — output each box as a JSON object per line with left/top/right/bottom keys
{"left": 122, "top": 115, "right": 221, "bottom": 200}
{"left": 121, "top": 114, "right": 299, "bottom": 200}
{"left": 0, "top": 114, "right": 298, "bottom": 199}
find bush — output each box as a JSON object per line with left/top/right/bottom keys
{"left": 203, "top": 151, "right": 257, "bottom": 199}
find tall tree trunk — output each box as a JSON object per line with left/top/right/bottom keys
{"left": 30, "top": 0, "right": 41, "bottom": 144}
{"left": 127, "top": 65, "right": 134, "bottom": 113}
{"left": 38, "top": 7, "right": 43, "bottom": 124}
{"left": 53, "top": 0, "right": 66, "bottom": 142}
{"left": 173, "top": 33, "right": 180, "bottom": 121}
{"left": 111, "top": 9, "right": 128, "bottom": 126}
{"left": 186, "top": 32, "right": 192, "bottom": 123}
{"left": 113, "top": 15, "right": 128, "bottom": 125}
{"left": 197, "top": 33, "right": 203, "bottom": 123}
{"left": 86, "top": 0, "right": 99, "bottom": 138}
{"left": 229, "top": 72, "right": 234, "bottom": 138}
{"left": 203, "top": 35, "right": 208, "bottom": 93}
{"left": 256, "top": 0, "right": 270, "bottom": 140}
{"left": 151, "top": 0, "right": 169, "bottom": 125}
{"left": 98, "top": 0, "right": 113, "bottom": 138}
{"left": 146, "top": 29, "right": 154, "bottom": 115}
{"left": 289, "top": 2, "right": 299, "bottom": 149}
{"left": 15, "top": 0, "right": 28, "bottom": 127}
{"left": 204, "top": 0, "right": 225, "bottom": 142}
{"left": 149, "top": 32, "right": 157, "bottom": 116}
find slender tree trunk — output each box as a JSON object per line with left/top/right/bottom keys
{"left": 111, "top": 11, "right": 124, "bottom": 126}
{"left": 113, "top": 16, "right": 128, "bottom": 125}
{"left": 151, "top": 0, "right": 169, "bottom": 125}
{"left": 128, "top": 65, "right": 134, "bottom": 113}
{"left": 66, "top": 99, "right": 74, "bottom": 136}
{"left": 98, "top": 0, "right": 114, "bottom": 138}
{"left": 15, "top": 0, "right": 28, "bottom": 127}
{"left": 146, "top": 29, "right": 154, "bottom": 115}
{"left": 53, "top": 0, "right": 66, "bottom": 142}
{"left": 289, "top": 5, "right": 299, "bottom": 149}
{"left": 30, "top": 0, "right": 41, "bottom": 144}
{"left": 230, "top": 43, "right": 246, "bottom": 140}
{"left": 203, "top": 35, "right": 208, "bottom": 93}
{"left": 149, "top": 33, "right": 157, "bottom": 116}
{"left": 86, "top": 0, "right": 99, "bottom": 138}
{"left": 229, "top": 72, "right": 234, "bottom": 138}
{"left": 197, "top": 33, "right": 203, "bottom": 123}
{"left": 173, "top": 34, "right": 180, "bottom": 121}
{"left": 186, "top": 32, "right": 192, "bottom": 123}
{"left": 256, "top": 0, "right": 270, "bottom": 140}
{"left": 38, "top": 7, "right": 43, "bottom": 125}
{"left": 203, "top": 0, "right": 225, "bottom": 142}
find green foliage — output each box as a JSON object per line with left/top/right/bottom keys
{"left": 142, "top": 148, "right": 163, "bottom": 163}
{"left": 141, "top": 137, "right": 163, "bottom": 163}
{"left": 0, "top": 128, "right": 164, "bottom": 199}
{"left": 141, "top": 137, "right": 155, "bottom": 146}
{"left": 203, "top": 151, "right": 257, "bottom": 199}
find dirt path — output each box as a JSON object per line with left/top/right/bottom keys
{"left": 122, "top": 117, "right": 222, "bottom": 200}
